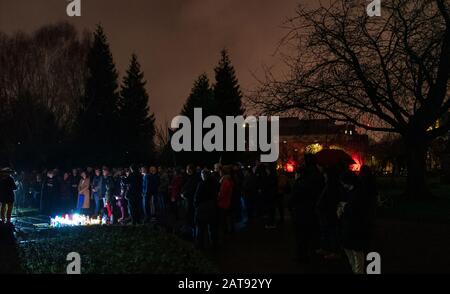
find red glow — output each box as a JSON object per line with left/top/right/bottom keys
{"left": 350, "top": 154, "right": 363, "bottom": 172}
{"left": 284, "top": 160, "right": 297, "bottom": 173}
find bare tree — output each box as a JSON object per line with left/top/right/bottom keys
{"left": 251, "top": 0, "right": 450, "bottom": 198}
{"left": 0, "top": 22, "right": 90, "bottom": 166}
{"left": 154, "top": 120, "right": 176, "bottom": 166}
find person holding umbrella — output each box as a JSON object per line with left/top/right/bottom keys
{"left": 0, "top": 167, "right": 17, "bottom": 225}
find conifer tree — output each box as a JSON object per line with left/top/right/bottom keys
{"left": 213, "top": 49, "right": 245, "bottom": 118}
{"left": 181, "top": 73, "right": 214, "bottom": 118}
{"left": 78, "top": 25, "right": 120, "bottom": 164}
{"left": 213, "top": 49, "right": 245, "bottom": 164}
{"left": 119, "top": 54, "right": 156, "bottom": 163}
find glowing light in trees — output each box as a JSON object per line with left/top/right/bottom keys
{"left": 305, "top": 143, "right": 323, "bottom": 154}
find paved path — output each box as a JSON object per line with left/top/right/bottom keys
{"left": 371, "top": 219, "right": 450, "bottom": 273}
{"left": 208, "top": 217, "right": 450, "bottom": 274}
{"left": 208, "top": 220, "right": 350, "bottom": 274}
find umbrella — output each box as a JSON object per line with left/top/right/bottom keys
{"left": 315, "top": 149, "right": 355, "bottom": 167}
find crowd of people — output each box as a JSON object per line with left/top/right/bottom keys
{"left": 2, "top": 154, "right": 378, "bottom": 274}
{"left": 290, "top": 155, "right": 378, "bottom": 274}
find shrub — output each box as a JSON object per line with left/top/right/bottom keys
{"left": 19, "top": 225, "right": 218, "bottom": 274}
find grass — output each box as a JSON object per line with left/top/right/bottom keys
{"left": 18, "top": 225, "right": 218, "bottom": 274}
{"left": 376, "top": 176, "right": 450, "bottom": 223}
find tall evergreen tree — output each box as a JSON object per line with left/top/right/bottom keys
{"left": 181, "top": 73, "right": 214, "bottom": 119}
{"left": 213, "top": 49, "right": 245, "bottom": 118}
{"left": 213, "top": 49, "right": 245, "bottom": 164}
{"left": 177, "top": 74, "right": 215, "bottom": 165}
{"left": 119, "top": 54, "right": 156, "bottom": 163}
{"left": 78, "top": 25, "right": 120, "bottom": 164}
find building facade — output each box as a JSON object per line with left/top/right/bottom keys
{"left": 278, "top": 118, "right": 369, "bottom": 170}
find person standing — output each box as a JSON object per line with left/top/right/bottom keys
{"left": 157, "top": 167, "right": 169, "bottom": 221}
{"left": 169, "top": 168, "right": 184, "bottom": 221}
{"left": 148, "top": 166, "right": 160, "bottom": 220}
{"left": 41, "top": 170, "right": 59, "bottom": 216}
{"left": 30, "top": 173, "right": 43, "bottom": 209}
{"left": 0, "top": 168, "right": 17, "bottom": 225}
{"left": 91, "top": 168, "right": 103, "bottom": 217}
{"left": 217, "top": 166, "right": 234, "bottom": 235}
{"left": 141, "top": 166, "right": 151, "bottom": 223}
{"left": 276, "top": 169, "right": 290, "bottom": 225}
{"left": 70, "top": 168, "right": 81, "bottom": 209}
{"left": 102, "top": 167, "right": 115, "bottom": 224}
{"left": 77, "top": 171, "right": 91, "bottom": 214}
{"left": 116, "top": 170, "right": 128, "bottom": 223}
{"left": 242, "top": 167, "right": 258, "bottom": 222}
{"left": 181, "top": 164, "right": 201, "bottom": 236}
{"left": 262, "top": 165, "right": 278, "bottom": 229}
{"left": 60, "top": 172, "right": 72, "bottom": 213}
{"left": 339, "top": 167, "right": 377, "bottom": 274}
{"left": 290, "top": 155, "right": 324, "bottom": 263}
{"left": 212, "top": 163, "right": 222, "bottom": 183}
{"left": 125, "top": 165, "right": 143, "bottom": 225}
{"left": 194, "top": 169, "right": 219, "bottom": 249}
{"left": 316, "top": 166, "right": 342, "bottom": 259}
{"left": 231, "top": 164, "right": 244, "bottom": 225}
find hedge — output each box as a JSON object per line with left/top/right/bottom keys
{"left": 19, "top": 225, "right": 218, "bottom": 274}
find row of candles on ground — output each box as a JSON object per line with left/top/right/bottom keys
{"left": 50, "top": 214, "right": 106, "bottom": 227}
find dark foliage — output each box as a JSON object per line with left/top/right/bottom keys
{"left": 19, "top": 226, "right": 217, "bottom": 274}
{"left": 76, "top": 25, "right": 120, "bottom": 165}
{"left": 118, "top": 54, "right": 156, "bottom": 164}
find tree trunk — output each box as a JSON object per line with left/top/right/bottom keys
{"left": 405, "top": 139, "right": 430, "bottom": 199}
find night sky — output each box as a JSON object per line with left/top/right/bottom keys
{"left": 0, "top": 0, "right": 305, "bottom": 125}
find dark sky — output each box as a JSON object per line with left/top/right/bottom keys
{"left": 0, "top": 0, "right": 303, "bottom": 124}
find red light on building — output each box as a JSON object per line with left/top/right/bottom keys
{"left": 350, "top": 154, "right": 363, "bottom": 172}
{"left": 284, "top": 160, "right": 297, "bottom": 173}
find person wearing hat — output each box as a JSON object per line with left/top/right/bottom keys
{"left": 0, "top": 167, "right": 17, "bottom": 224}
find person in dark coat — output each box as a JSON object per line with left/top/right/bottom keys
{"left": 339, "top": 167, "right": 377, "bottom": 274}
{"left": 194, "top": 169, "right": 219, "bottom": 249}
{"left": 169, "top": 168, "right": 185, "bottom": 221}
{"left": 102, "top": 167, "right": 115, "bottom": 224}
{"left": 60, "top": 172, "right": 72, "bottom": 213}
{"left": 91, "top": 168, "right": 103, "bottom": 217}
{"left": 125, "top": 165, "right": 143, "bottom": 225}
{"left": 262, "top": 164, "right": 278, "bottom": 229}
{"left": 40, "top": 170, "right": 59, "bottom": 216}
{"left": 116, "top": 170, "right": 128, "bottom": 223}
{"left": 141, "top": 166, "right": 151, "bottom": 223}
{"left": 316, "top": 166, "right": 342, "bottom": 259}
{"left": 231, "top": 164, "right": 244, "bottom": 225}
{"left": 181, "top": 164, "right": 201, "bottom": 234}
{"left": 242, "top": 167, "right": 258, "bottom": 221}
{"left": 30, "top": 173, "right": 43, "bottom": 209}
{"left": 0, "top": 168, "right": 18, "bottom": 224}
{"left": 290, "top": 154, "right": 324, "bottom": 263}
{"left": 70, "top": 168, "right": 81, "bottom": 209}
{"left": 276, "top": 169, "right": 290, "bottom": 225}
{"left": 217, "top": 166, "right": 234, "bottom": 235}
{"left": 148, "top": 166, "right": 160, "bottom": 220}
{"left": 212, "top": 163, "right": 222, "bottom": 183}
{"left": 157, "top": 167, "right": 169, "bottom": 221}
